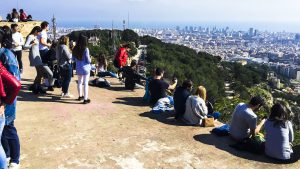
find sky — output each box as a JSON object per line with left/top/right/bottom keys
{"left": 1, "top": 0, "right": 300, "bottom": 31}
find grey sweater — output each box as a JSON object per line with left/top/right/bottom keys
{"left": 265, "top": 120, "right": 294, "bottom": 160}
{"left": 24, "top": 35, "right": 43, "bottom": 67}
{"left": 56, "top": 44, "right": 72, "bottom": 66}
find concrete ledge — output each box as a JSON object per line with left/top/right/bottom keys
{"left": 0, "top": 21, "right": 42, "bottom": 37}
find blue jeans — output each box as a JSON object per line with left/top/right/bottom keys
{"left": 61, "top": 64, "right": 72, "bottom": 94}
{"left": 1, "top": 121, "right": 20, "bottom": 164}
{"left": 97, "top": 71, "right": 118, "bottom": 78}
{"left": 0, "top": 116, "right": 7, "bottom": 169}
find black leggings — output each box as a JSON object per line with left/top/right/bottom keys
{"left": 13, "top": 50, "right": 23, "bottom": 70}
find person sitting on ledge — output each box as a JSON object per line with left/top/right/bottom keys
{"left": 11, "top": 8, "right": 19, "bottom": 23}
{"left": 6, "top": 14, "right": 12, "bottom": 22}
{"left": 19, "top": 9, "right": 27, "bottom": 22}
{"left": 174, "top": 79, "right": 193, "bottom": 120}
{"left": 183, "top": 86, "right": 220, "bottom": 125}
{"left": 27, "top": 15, "right": 33, "bottom": 21}
{"left": 149, "top": 68, "right": 177, "bottom": 109}
{"left": 97, "top": 54, "right": 118, "bottom": 78}
{"left": 230, "top": 96, "right": 266, "bottom": 141}
{"left": 121, "top": 60, "right": 146, "bottom": 90}
{"left": 264, "top": 103, "right": 296, "bottom": 162}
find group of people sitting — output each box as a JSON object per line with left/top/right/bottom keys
{"left": 145, "top": 68, "right": 220, "bottom": 124}
{"left": 4, "top": 8, "right": 32, "bottom": 22}
{"left": 230, "top": 96, "right": 296, "bottom": 162}
{"left": 6, "top": 8, "right": 33, "bottom": 22}
{"left": 144, "top": 68, "right": 297, "bottom": 163}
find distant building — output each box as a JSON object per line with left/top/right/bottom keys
{"left": 297, "top": 71, "right": 300, "bottom": 81}
{"left": 295, "top": 34, "right": 300, "bottom": 41}
{"left": 249, "top": 28, "right": 254, "bottom": 37}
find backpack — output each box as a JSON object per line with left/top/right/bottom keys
{"left": 113, "top": 49, "right": 121, "bottom": 68}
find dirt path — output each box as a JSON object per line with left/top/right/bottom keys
{"left": 15, "top": 51, "right": 299, "bottom": 169}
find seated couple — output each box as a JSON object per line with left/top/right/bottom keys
{"left": 230, "top": 96, "right": 296, "bottom": 162}
{"left": 149, "top": 68, "right": 177, "bottom": 113}
{"left": 174, "top": 80, "right": 220, "bottom": 125}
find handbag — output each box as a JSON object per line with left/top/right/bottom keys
{"left": 0, "top": 62, "right": 21, "bottom": 104}
{"left": 204, "top": 117, "right": 215, "bottom": 127}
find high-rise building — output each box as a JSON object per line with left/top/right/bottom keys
{"left": 297, "top": 71, "right": 300, "bottom": 81}
{"left": 295, "top": 34, "right": 300, "bottom": 41}
{"left": 249, "top": 28, "right": 254, "bottom": 37}
{"left": 254, "top": 29, "right": 259, "bottom": 36}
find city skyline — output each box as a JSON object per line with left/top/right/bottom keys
{"left": 1, "top": 0, "right": 300, "bottom": 32}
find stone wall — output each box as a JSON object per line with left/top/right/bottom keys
{"left": 0, "top": 21, "right": 42, "bottom": 38}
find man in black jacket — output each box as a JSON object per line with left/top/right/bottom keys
{"left": 174, "top": 80, "right": 193, "bottom": 120}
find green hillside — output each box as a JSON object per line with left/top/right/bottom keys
{"left": 68, "top": 29, "right": 299, "bottom": 145}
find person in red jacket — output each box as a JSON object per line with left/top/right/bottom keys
{"left": 115, "top": 44, "right": 131, "bottom": 68}
{"left": 114, "top": 44, "right": 131, "bottom": 80}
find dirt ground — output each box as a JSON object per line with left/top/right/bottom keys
{"left": 15, "top": 51, "right": 299, "bottom": 169}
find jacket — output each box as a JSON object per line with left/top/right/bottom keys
{"left": 56, "top": 44, "right": 72, "bottom": 66}
{"left": 116, "top": 47, "right": 128, "bottom": 67}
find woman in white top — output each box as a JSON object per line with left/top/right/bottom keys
{"left": 264, "top": 103, "right": 295, "bottom": 161}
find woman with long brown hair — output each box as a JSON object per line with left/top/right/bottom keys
{"left": 264, "top": 103, "right": 295, "bottom": 161}
{"left": 72, "top": 35, "right": 91, "bottom": 104}
{"left": 57, "top": 35, "right": 73, "bottom": 98}
{"left": 97, "top": 54, "right": 117, "bottom": 78}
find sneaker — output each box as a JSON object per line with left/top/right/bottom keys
{"left": 9, "top": 163, "right": 20, "bottom": 169}
{"left": 6, "top": 157, "right": 10, "bottom": 166}
{"left": 62, "top": 93, "right": 73, "bottom": 98}
{"left": 77, "top": 96, "right": 84, "bottom": 101}
{"left": 83, "top": 99, "right": 91, "bottom": 104}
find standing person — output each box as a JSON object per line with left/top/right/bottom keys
{"left": 264, "top": 103, "right": 295, "bottom": 162}
{"left": 11, "top": 24, "right": 24, "bottom": 73}
{"left": 97, "top": 54, "right": 117, "bottom": 78}
{"left": 38, "top": 21, "right": 54, "bottom": 91}
{"left": 114, "top": 44, "right": 131, "bottom": 79}
{"left": 148, "top": 68, "right": 177, "bottom": 106}
{"left": 183, "top": 86, "right": 220, "bottom": 125}
{"left": 73, "top": 35, "right": 91, "bottom": 104}
{"left": 57, "top": 36, "right": 73, "bottom": 98}
{"left": 24, "top": 26, "right": 53, "bottom": 94}
{"left": 38, "top": 21, "right": 51, "bottom": 59}
{"left": 0, "top": 26, "right": 21, "bottom": 169}
{"left": 174, "top": 80, "right": 193, "bottom": 120}
{"left": 19, "top": 9, "right": 27, "bottom": 22}
{"left": 230, "top": 96, "right": 266, "bottom": 141}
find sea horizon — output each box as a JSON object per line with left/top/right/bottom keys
{"left": 56, "top": 20, "right": 300, "bottom": 33}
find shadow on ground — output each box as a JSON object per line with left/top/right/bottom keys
{"left": 140, "top": 111, "right": 192, "bottom": 126}
{"left": 18, "top": 84, "right": 82, "bottom": 104}
{"left": 194, "top": 133, "right": 300, "bottom": 164}
{"left": 113, "top": 97, "right": 149, "bottom": 107}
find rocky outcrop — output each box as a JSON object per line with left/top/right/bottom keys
{"left": 0, "top": 21, "right": 42, "bottom": 37}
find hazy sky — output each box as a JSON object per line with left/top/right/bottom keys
{"left": 1, "top": 0, "right": 300, "bottom": 30}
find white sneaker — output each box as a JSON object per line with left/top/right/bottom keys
{"left": 9, "top": 163, "right": 20, "bottom": 169}
{"left": 6, "top": 158, "right": 10, "bottom": 167}
{"left": 61, "top": 93, "right": 74, "bottom": 98}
